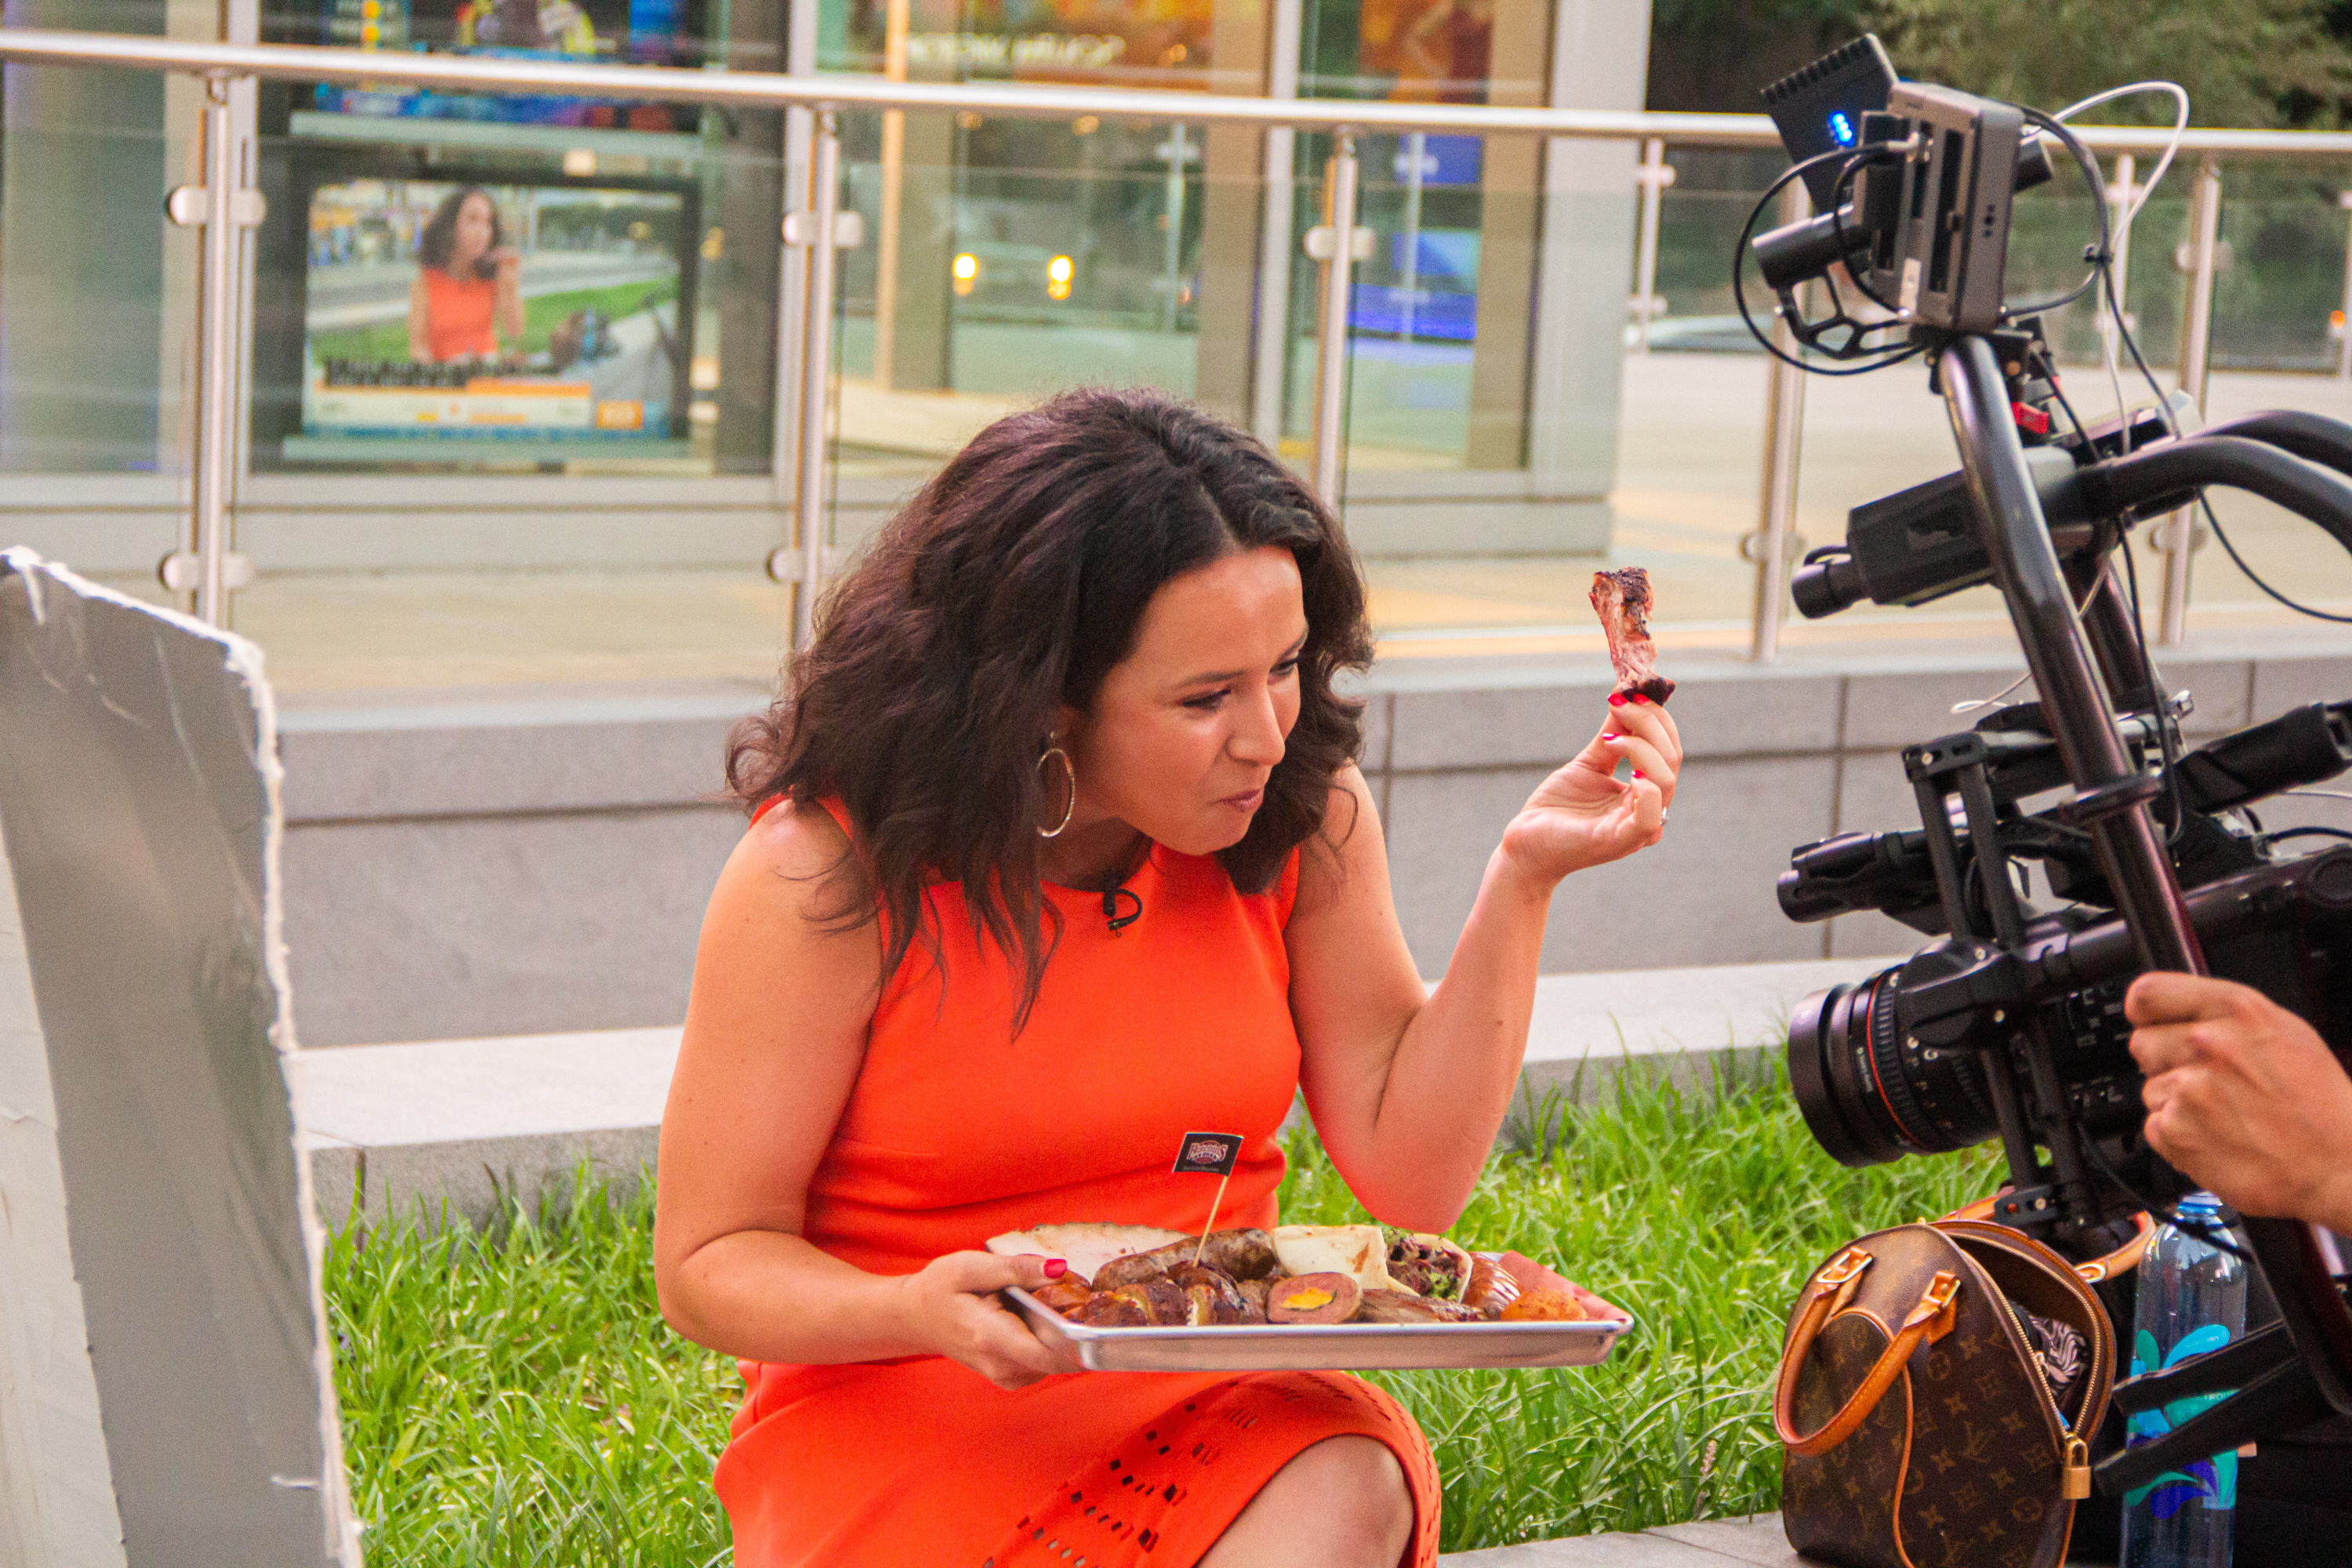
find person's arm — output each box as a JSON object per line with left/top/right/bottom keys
{"left": 408, "top": 274, "right": 433, "bottom": 361}
{"left": 2125, "top": 971, "right": 2352, "bottom": 1232}
{"left": 653, "top": 800, "right": 1065, "bottom": 1388}
{"left": 491, "top": 250, "right": 524, "bottom": 349}
{"left": 1287, "top": 695, "right": 1679, "bottom": 1231}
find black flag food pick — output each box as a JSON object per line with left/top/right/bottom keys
{"left": 1171, "top": 1131, "right": 1247, "bottom": 1265}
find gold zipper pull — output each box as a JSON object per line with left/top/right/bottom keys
{"left": 2063, "top": 1438, "right": 2092, "bottom": 1501}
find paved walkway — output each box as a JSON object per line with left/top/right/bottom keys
{"left": 1443, "top": 1515, "right": 1802, "bottom": 1566}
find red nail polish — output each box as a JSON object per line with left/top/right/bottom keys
{"left": 1602, "top": 733, "right": 1620, "bottom": 742}
{"left": 1044, "top": 1258, "right": 1068, "bottom": 1278}
{"left": 1632, "top": 770, "right": 1644, "bottom": 779}
{"left": 1607, "top": 692, "right": 1626, "bottom": 707}
{"left": 1630, "top": 693, "right": 1650, "bottom": 704}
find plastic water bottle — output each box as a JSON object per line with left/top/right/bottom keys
{"left": 2122, "top": 1192, "right": 2248, "bottom": 1568}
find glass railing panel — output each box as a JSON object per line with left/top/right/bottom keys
{"left": 246, "top": 74, "right": 780, "bottom": 478}
{"left": 216, "top": 74, "right": 793, "bottom": 688}
{"left": 2164, "top": 170, "right": 2352, "bottom": 627}
{"left": 829, "top": 107, "right": 1236, "bottom": 492}
{"left": 0, "top": 60, "right": 189, "bottom": 474}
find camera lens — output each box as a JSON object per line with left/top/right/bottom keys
{"left": 1787, "top": 967, "right": 2002, "bottom": 1167}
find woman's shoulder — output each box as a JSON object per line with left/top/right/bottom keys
{"left": 742, "top": 794, "right": 855, "bottom": 878}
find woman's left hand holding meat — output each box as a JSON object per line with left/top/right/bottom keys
{"left": 1498, "top": 693, "right": 1680, "bottom": 883}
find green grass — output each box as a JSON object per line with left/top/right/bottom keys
{"left": 308, "top": 278, "right": 680, "bottom": 366}
{"left": 325, "top": 1065, "right": 1999, "bottom": 1562}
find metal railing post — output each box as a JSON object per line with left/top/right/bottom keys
{"left": 2158, "top": 156, "right": 2223, "bottom": 648}
{"left": 187, "top": 76, "right": 241, "bottom": 627}
{"left": 1629, "top": 137, "right": 1673, "bottom": 352}
{"left": 1749, "top": 182, "right": 1808, "bottom": 662}
{"left": 1308, "top": 130, "right": 1359, "bottom": 506}
{"left": 2336, "top": 190, "right": 2352, "bottom": 380}
{"left": 792, "top": 111, "right": 843, "bottom": 652}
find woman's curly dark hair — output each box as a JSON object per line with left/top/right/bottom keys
{"left": 416, "top": 186, "right": 503, "bottom": 281}
{"left": 727, "top": 387, "right": 1375, "bottom": 1020}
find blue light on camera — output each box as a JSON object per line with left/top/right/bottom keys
{"left": 1828, "top": 110, "right": 1857, "bottom": 147}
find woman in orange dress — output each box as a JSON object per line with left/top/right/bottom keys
{"left": 655, "top": 389, "right": 1683, "bottom": 1565}
{"left": 406, "top": 185, "right": 523, "bottom": 363}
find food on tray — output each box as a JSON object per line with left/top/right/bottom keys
{"left": 1499, "top": 1288, "right": 1588, "bottom": 1323}
{"left": 1007, "top": 1213, "right": 1613, "bottom": 1337}
{"left": 1265, "top": 1272, "right": 1363, "bottom": 1324}
{"left": 1461, "top": 1254, "right": 1522, "bottom": 1320}
{"left": 1030, "top": 1276, "right": 1094, "bottom": 1313}
{"left": 1588, "top": 567, "right": 1674, "bottom": 704}
{"left": 1070, "top": 1290, "right": 1149, "bottom": 1327}
{"left": 1355, "top": 1288, "right": 1481, "bottom": 1325}
{"left": 985, "top": 1223, "right": 1189, "bottom": 1283}
{"left": 1385, "top": 1230, "right": 1473, "bottom": 1299}
{"left": 1270, "top": 1225, "right": 1397, "bottom": 1292}
{"left": 1167, "top": 1261, "right": 1258, "bottom": 1325}
{"left": 1094, "top": 1228, "right": 1279, "bottom": 1289}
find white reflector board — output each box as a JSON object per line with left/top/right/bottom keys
{"left": 0, "top": 550, "right": 358, "bottom": 1566}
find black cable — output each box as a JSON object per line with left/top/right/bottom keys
{"left": 2099, "top": 249, "right": 2352, "bottom": 625}
{"left": 1732, "top": 149, "right": 1922, "bottom": 377}
{"left": 2200, "top": 494, "right": 2352, "bottom": 624}
{"left": 2079, "top": 1134, "right": 2253, "bottom": 1262}
{"left": 2260, "top": 826, "right": 2352, "bottom": 846}
{"left": 2006, "top": 111, "right": 2110, "bottom": 319}
{"left": 1825, "top": 154, "right": 1906, "bottom": 317}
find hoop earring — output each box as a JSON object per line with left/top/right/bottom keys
{"left": 1038, "top": 746, "right": 1076, "bottom": 839}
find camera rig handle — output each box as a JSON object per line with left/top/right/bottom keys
{"left": 1937, "top": 335, "right": 2204, "bottom": 974}
{"left": 1933, "top": 331, "right": 2352, "bottom": 1483}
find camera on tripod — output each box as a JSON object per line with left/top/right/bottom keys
{"left": 1744, "top": 36, "right": 2352, "bottom": 1495}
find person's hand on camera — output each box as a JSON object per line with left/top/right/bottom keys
{"left": 894, "top": 1250, "right": 1071, "bottom": 1390}
{"left": 2125, "top": 971, "right": 2352, "bottom": 1232}
{"left": 1500, "top": 693, "right": 1682, "bottom": 884}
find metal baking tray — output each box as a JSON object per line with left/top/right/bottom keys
{"left": 1007, "top": 1252, "right": 1633, "bottom": 1372}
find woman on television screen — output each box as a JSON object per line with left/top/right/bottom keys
{"left": 653, "top": 388, "right": 1682, "bottom": 1566}
{"left": 408, "top": 186, "right": 524, "bottom": 363}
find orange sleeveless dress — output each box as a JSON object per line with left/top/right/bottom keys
{"left": 713, "top": 802, "right": 1441, "bottom": 1566}
{"left": 418, "top": 266, "right": 497, "bottom": 361}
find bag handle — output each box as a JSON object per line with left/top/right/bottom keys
{"left": 1774, "top": 1247, "right": 1961, "bottom": 1457}
{"left": 1942, "top": 1194, "right": 2155, "bottom": 1284}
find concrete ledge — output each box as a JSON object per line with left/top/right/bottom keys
{"left": 1442, "top": 1514, "right": 1802, "bottom": 1566}
{"left": 292, "top": 959, "right": 1889, "bottom": 1226}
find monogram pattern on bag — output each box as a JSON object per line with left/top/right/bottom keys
{"left": 1782, "top": 1248, "right": 2077, "bottom": 1568}
{"left": 1893, "top": 1274, "right": 2067, "bottom": 1568}
{"left": 1784, "top": 1313, "right": 1910, "bottom": 1568}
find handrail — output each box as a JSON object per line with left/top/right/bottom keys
{"left": 8, "top": 26, "right": 2352, "bottom": 155}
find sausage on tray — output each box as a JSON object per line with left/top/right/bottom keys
{"left": 1091, "top": 1229, "right": 1279, "bottom": 1289}
{"left": 1461, "top": 1254, "right": 1522, "bottom": 1320}
{"left": 1352, "top": 1289, "right": 1480, "bottom": 1325}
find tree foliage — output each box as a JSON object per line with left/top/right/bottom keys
{"left": 1860, "top": 0, "right": 2352, "bottom": 125}
{"left": 1647, "top": 0, "right": 2352, "bottom": 125}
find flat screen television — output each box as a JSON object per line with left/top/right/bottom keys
{"left": 278, "top": 165, "right": 699, "bottom": 459}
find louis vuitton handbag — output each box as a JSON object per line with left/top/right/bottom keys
{"left": 1773, "top": 1207, "right": 2149, "bottom": 1568}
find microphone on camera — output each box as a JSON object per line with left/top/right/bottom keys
{"left": 1103, "top": 887, "right": 1142, "bottom": 934}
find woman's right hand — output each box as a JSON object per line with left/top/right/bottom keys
{"left": 896, "top": 1250, "right": 1072, "bottom": 1390}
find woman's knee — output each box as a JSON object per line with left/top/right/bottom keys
{"left": 1287, "top": 1436, "right": 1415, "bottom": 1552}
